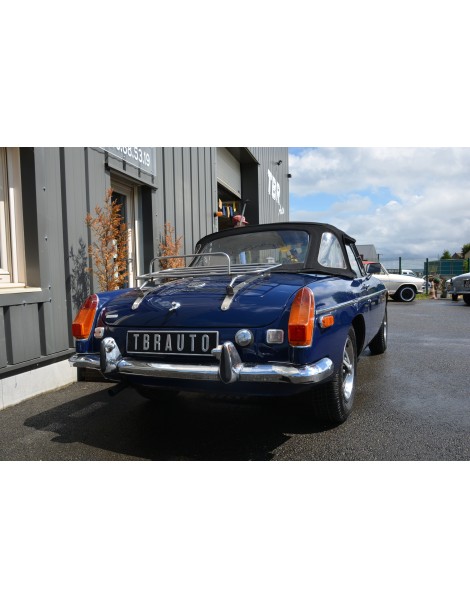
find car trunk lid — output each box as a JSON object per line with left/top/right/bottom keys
{"left": 102, "top": 274, "right": 310, "bottom": 329}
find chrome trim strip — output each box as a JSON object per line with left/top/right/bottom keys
{"left": 317, "top": 288, "right": 387, "bottom": 315}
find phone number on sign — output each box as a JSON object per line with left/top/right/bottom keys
{"left": 115, "top": 147, "right": 151, "bottom": 168}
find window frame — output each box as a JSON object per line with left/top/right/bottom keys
{"left": 0, "top": 148, "right": 26, "bottom": 289}
{"left": 346, "top": 243, "right": 366, "bottom": 278}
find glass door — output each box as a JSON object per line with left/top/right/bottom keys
{"left": 110, "top": 178, "right": 139, "bottom": 288}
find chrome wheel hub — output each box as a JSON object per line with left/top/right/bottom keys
{"left": 342, "top": 337, "right": 355, "bottom": 402}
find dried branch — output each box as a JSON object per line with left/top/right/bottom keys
{"left": 85, "top": 188, "right": 128, "bottom": 291}
{"left": 159, "top": 222, "right": 184, "bottom": 269}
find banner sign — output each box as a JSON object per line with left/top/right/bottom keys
{"left": 101, "top": 147, "right": 157, "bottom": 177}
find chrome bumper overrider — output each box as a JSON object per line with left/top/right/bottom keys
{"left": 69, "top": 337, "right": 334, "bottom": 386}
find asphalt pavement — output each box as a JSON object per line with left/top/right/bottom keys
{"left": 0, "top": 297, "right": 469, "bottom": 460}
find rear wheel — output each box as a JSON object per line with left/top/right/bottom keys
{"left": 369, "top": 309, "right": 388, "bottom": 355}
{"left": 463, "top": 294, "right": 470, "bottom": 306}
{"left": 395, "top": 285, "right": 416, "bottom": 302}
{"left": 452, "top": 294, "right": 459, "bottom": 302}
{"left": 313, "top": 328, "right": 357, "bottom": 424}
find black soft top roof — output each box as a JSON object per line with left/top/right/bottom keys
{"left": 195, "top": 221, "right": 358, "bottom": 279}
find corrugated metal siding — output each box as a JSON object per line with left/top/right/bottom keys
{"left": 61, "top": 147, "right": 90, "bottom": 320}
{"left": 37, "top": 148, "right": 70, "bottom": 354}
{"left": 153, "top": 147, "right": 216, "bottom": 257}
{"left": 1, "top": 148, "right": 70, "bottom": 373}
{"left": 0, "top": 308, "right": 7, "bottom": 368}
{"left": 248, "top": 147, "right": 289, "bottom": 224}
{"left": 5, "top": 303, "right": 42, "bottom": 364}
{"left": 0, "top": 147, "right": 93, "bottom": 375}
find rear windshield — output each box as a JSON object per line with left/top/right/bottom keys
{"left": 196, "top": 230, "right": 310, "bottom": 268}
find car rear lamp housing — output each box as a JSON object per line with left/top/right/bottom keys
{"left": 72, "top": 294, "right": 99, "bottom": 339}
{"left": 288, "top": 287, "right": 315, "bottom": 347}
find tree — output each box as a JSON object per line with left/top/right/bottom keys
{"left": 462, "top": 243, "right": 470, "bottom": 258}
{"left": 85, "top": 188, "right": 128, "bottom": 291}
{"left": 440, "top": 250, "right": 451, "bottom": 260}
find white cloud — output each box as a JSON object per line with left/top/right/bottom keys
{"left": 290, "top": 148, "right": 470, "bottom": 196}
{"left": 289, "top": 148, "right": 470, "bottom": 260}
{"left": 330, "top": 195, "right": 373, "bottom": 214}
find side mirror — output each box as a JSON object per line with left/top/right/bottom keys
{"left": 366, "top": 263, "right": 382, "bottom": 274}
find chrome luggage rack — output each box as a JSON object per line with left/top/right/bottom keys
{"left": 136, "top": 253, "right": 282, "bottom": 311}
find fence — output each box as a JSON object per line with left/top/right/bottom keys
{"left": 377, "top": 257, "right": 469, "bottom": 278}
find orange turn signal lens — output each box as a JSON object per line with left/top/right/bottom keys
{"left": 72, "top": 294, "right": 99, "bottom": 339}
{"left": 288, "top": 287, "right": 315, "bottom": 347}
{"left": 319, "top": 314, "right": 335, "bottom": 329}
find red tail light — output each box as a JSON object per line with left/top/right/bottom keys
{"left": 72, "top": 294, "right": 99, "bottom": 339}
{"left": 288, "top": 287, "right": 315, "bottom": 347}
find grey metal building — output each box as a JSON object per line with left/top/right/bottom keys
{"left": 0, "top": 147, "right": 290, "bottom": 408}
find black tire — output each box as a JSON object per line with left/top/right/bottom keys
{"left": 134, "top": 386, "right": 179, "bottom": 401}
{"left": 312, "top": 327, "right": 357, "bottom": 424}
{"left": 369, "top": 309, "right": 388, "bottom": 355}
{"left": 452, "top": 294, "right": 459, "bottom": 302}
{"left": 395, "top": 285, "right": 416, "bottom": 302}
{"left": 463, "top": 294, "right": 470, "bottom": 306}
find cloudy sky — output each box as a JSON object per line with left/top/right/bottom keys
{"left": 288, "top": 148, "right": 470, "bottom": 264}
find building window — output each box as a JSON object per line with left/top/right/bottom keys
{"left": 0, "top": 148, "right": 25, "bottom": 288}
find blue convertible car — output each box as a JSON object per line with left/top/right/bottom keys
{"left": 69, "top": 222, "right": 387, "bottom": 424}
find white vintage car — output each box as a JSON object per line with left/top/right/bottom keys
{"left": 364, "top": 262, "right": 426, "bottom": 302}
{"left": 446, "top": 272, "right": 470, "bottom": 305}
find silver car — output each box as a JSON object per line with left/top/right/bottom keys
{"left": 364, "top": 262, "right": 426, "bottom": 302}
{"left": 446, "top": 272, "right": 470, "bottom": 305}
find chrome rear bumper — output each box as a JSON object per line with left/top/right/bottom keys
{"left": 69, "top": 338, "right": 334, "bottom": 386}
